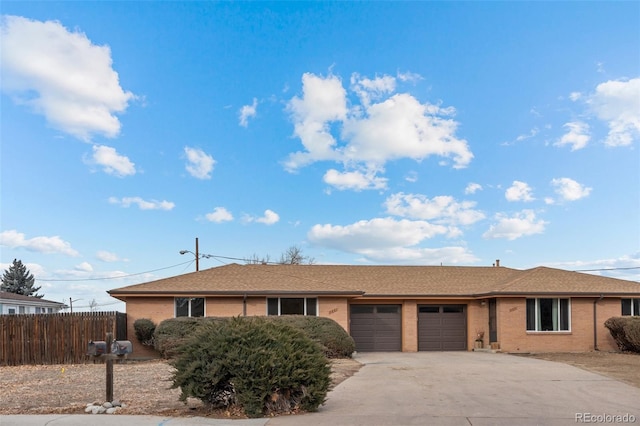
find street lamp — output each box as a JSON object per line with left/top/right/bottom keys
{"left": 69, "top": 298, "right": 82, "bottom": 314}
{"left": 180, "top": 238, "right": 212, "bottom": 271}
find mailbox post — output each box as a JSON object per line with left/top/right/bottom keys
{"left": 87, "top": 333, "right": 132, "bottom": 403}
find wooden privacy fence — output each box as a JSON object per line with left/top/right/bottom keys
{"left": 0, "top": 311, "right": 127, "bottom": 366}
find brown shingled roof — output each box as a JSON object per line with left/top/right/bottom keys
{"left": 108, "top": 263, "right": 640, "bottom": 299}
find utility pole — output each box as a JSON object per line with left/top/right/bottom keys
{"left": 195, "top": 237, "right": 199, "bottom": 272}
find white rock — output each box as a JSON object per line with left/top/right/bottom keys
{"left": 97, "top": 406, "right": 107, "bottom": 414}
{"left": 84, "top": 406, "right": 93, "bottom": 413}
{"left": 91, "top": 406, "right": 101, "bottom": 414}
{"left": 106, "top": 408, "right": 117, "bottom": 414}
{"left": 103, "top": 402, "right": 113, "bottom": 408}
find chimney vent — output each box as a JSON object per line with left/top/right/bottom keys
{"left": 496, "top": 259, "right": 500, "bottom": 267}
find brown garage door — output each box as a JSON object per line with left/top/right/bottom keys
{"left": 418, "top": 305, "right": 467, "bottom": 351}
{"left": 350, "top": 305, "right": 402, "bottom": 352}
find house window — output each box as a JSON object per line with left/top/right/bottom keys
{"left": 8, "top": 308, "right": 16, "bottom": 315}
{"left": 47, "top": 308, "right": 53, "bottom": 313}
{"left": 621, "top": 299, "right": 640, "bottom": 316}
{"left": 19, "top": 306, "right": 25, "bottom": 314}
{"left": 175, "top": 298, "right": 205, "bottom": 317}
{"left": 35, "top": 307, "right": 42, "bottom": 314}
{"left": 266, "top": 298, "right": 317, "bottom": 316}
{"left": 526, "top": 298, "right": 570, "bottom": 331}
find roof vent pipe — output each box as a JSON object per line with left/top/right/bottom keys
{"left": 496, "top": 259, "right": 500, "bottom": 267}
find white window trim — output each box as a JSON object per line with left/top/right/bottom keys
{"left": 527, "top": 298, "right": 572, "bottom": 333}
{"left": 174, "top": 297, "right": 206, "bottom": 318}
{"left": 266, "top": 297, "right": 319, "bottom": 316}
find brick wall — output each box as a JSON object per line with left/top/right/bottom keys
{"left": 497, "top": 297, "right": 620, "bottom": 353}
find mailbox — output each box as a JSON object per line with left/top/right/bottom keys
{"left": 111, "top": 340, "right": 133, "bottom": 356}
{"left": 87, "top": 340, "right": 107, "bottom": 356}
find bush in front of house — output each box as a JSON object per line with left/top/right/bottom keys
{"left": 267, "top": 315, "right": 355, "bottom": 358}
{"left": 155, "top": 315, "right": 355, "bottom": 359}
{"left": 171, "top": 316, "right": 331, "bottom": 418}
{"left": 133, "top": 318, "right": 157, "bottom": 347}
{"left": 604, "top": 317, "right": 640, "bottom": 353}
{"left": 154, "top": 317, "right": 224, "bottom": 358}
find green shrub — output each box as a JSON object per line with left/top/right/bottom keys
{"left": 604, "top": 317, "right": 640, "bottom": 353}
{"left": 171, "top": 316, "right": 331, "bottom": 418}
{"left": 267, "top": 316, "right": 355, "bottom": 358}
{"left": 154, "top": 317, "right": 224, "bottom": 358}
{"left": 133, "top": 318, "right": 157, "bottom": 347}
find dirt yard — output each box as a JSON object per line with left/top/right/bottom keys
{"left": 516, "top": 351, "right": 640, "bottom": 388}
{"left": 0, "top": 358, "right": 362, "bottom": 417}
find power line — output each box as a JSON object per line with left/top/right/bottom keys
{"left": 36, "top": 260, "right": 195, "bottom": 282}
{"left": 573, "top": 266, "right": 640, "bottom": 272}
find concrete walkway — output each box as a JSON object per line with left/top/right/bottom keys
{"left": 3, "top": 352, "right": 639, "bottom": 426}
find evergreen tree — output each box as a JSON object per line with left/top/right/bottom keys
{"left": 1, "top": 259, "right": 42, "bottom": 298}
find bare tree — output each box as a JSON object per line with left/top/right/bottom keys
{"left": 279, "top": 245, "right": 315, "bottom": 265}
{"left": 89, "top": 299, "right": 99, "bottom": 312}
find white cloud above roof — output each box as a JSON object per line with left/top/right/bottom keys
{"left": 205, "top": 207, "right": 234, "bottom": 223}
{"left": 88, "top": 145, "right": 136, "bottom": 177}
{"left": 244, "top": 209, "right": 280, "bottom": 225}
{"left": 555, "top": 121, "right": 590, "bottom": 151}
{"left": 285, "top": 72, "right": 473, "bottom": 188}
{"left": 384, "top": 192, "right": 485, "bottom": 226}
{"left": 308, "top": 217, "right": 476, "bottom": 264}
{"left": 0, "top": 15, "right": 134, "bottom": 140}
{"left": 465, "top": 183, "right": 483, "bottom": 194}
{"left": 550, "top": 177, "right": 592, "bottom": 202}
{"left": 108, "top": 196, "right": 175, "bottom": 211}
{"left": 588, "top": 77, "right": 640, "bottom": 147}
{"left": 0, "top": 229, "right": 79, "bottom": 256}
{"left": 239, "top": 98, "right": 258, "bottom": 127}
{"left": 505, "top": 181, "right": 535, "bottom": 202}
{"left": 323, "top": 168, "right": 388, "bottom": 191}
{"left": 184, "top": 147, "right": 215, "bottom": 180}
{"left": 483, "top": 210, "right": 547, "bottom": 240}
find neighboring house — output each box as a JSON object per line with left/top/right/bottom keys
{"left": 108, "top": 263, "right": 640, "bottom": 356}
{"left": 0, "top": 291, "right": 66, "bottom": 315}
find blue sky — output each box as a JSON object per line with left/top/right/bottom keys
{"left": 1, "top": 2, "right": 639, "bottom": 311}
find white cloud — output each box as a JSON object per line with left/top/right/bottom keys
{"left": 184, "top": 147, "right": 215, "bottom": 180}
{"left": 350, "top": 73, "right": 396, "bottom": 106}
{"left": 516, "top": 127, "right": 539, "bottom": 142}
{"left": 384, "top": 193, "right": 485, "bottom": 226}
{"left": 205, "top": 207, "right": 234, "bottom": 223}
{"left": 555, "top": 121, "right": 590, "bottom": 151}
{"left": 0, "top": 229, "right": 79, "bottom": 256}
{"left": 323, "top": 168, "right": 388, "bottom": 191}
{"left": 405, "top": 171, "right": 418, "bottom": 183}
{"left": 505, "top": 181, "right": 535, "bottom": 202}
{"left": 74, "top": 262, "right": 93, "bottom": 272}
{"left": 96, "top": 250, "right": 122, "bottom": 262}
{"left": 588, "top": 77, "right": 640, "bottom": 147}
{"left": 550, "top": 177, "right": 592, "bottom": 201}
{"left": 245, "top": 209, "right": 280, "bottom": 225}
{"left": 483, "top": 210, "right": 547, "bottom": 240}
{"left": 239, "top": 98, "right": 258, "bottom": 127}
{"left": 569, "top": 92, "right": 582, "bottom": 101}
{"left": 0, "top": 15, "right": 134, "bottom": 140}
{"left": 396, "top": 71, "right": 423, "bottom": 83}
{"left": 108, "top": 196, "right": 175, "bottom": 210}
{"left": 89, "top": 145, "right": 136, "bottom": 177}
{"left": 285, "top": 72, "right": 473, "bottom": 183}
{"left": 465, "top": 183, "right": 482, "bottom": 194}
{"left": 308, "top": 217, "right": 476, "bottom": 264}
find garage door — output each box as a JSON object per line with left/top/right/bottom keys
{"left": 350, "top": 305, "right": 402, "bottom": 352}
{"left": 418, "top": 305, "right": 467, "bottom": 351}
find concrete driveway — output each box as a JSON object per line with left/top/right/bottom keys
{"left": 269, "top": 352, "right": 640, "bottom": 426}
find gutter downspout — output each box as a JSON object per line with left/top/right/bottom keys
{"left": 593, "top": 294, "right": 604, "bottom": 351}
{"left": 243, "top": 293, "right": 247, "bottom": 317}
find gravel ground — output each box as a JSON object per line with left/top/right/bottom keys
{"left": 0, "top": 358, "right": 362, "bottom": 417}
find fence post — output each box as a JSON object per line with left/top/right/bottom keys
{"left": 105, "top": 332, "right": 113, "bottom": 402}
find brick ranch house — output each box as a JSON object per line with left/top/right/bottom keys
{"left": 107, "top": 263, "right": 640, "bottom": 357}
